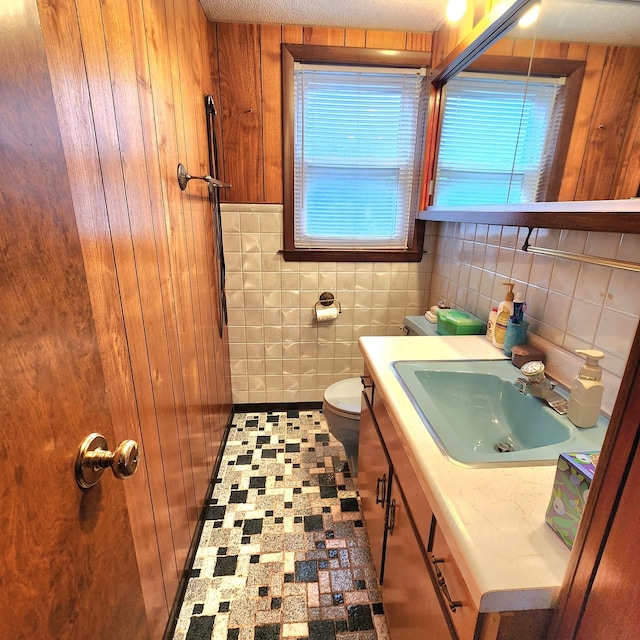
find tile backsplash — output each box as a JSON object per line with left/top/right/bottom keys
{"left": 222, "top": 204, "right": 432, "bottom": 403}
{"left": 428, "top": 222, "right": 640, "bottom": 381}
{"left": 222, "top": 205, "right": 639, "bottom": 406}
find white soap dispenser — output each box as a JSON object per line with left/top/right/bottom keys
{"left": 567, "top": 349, "right": 605, "bottom": 428}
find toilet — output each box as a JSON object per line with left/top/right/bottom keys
{"left": 322, "top": 377, "right": 362, "bottom": 475}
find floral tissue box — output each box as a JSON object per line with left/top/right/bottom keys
{"left": 545, "top": 452, "right": 600, "bottom": 549}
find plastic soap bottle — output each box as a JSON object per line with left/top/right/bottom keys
{"left": 486, "top": 306, "right": 498, "bottom": 341}
{"left": 567, "top": 349, "right": 605, "bottom": 428}
{"left": 491, "top": 283, "right": 515, "bottom": 349}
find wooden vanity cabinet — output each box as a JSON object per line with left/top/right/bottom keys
{"left": 358, "top": 390, "right": 391, "bottom": 581}
{"left": 360, "top": 381, "right": 457, "bottom": 639}
{"left": 358, "top": 369, "right": 553, "bottom": 640}
{"left": 384, "top": 474, "right": 455, "bottom": 640}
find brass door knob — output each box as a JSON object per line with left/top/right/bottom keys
{"left": 75, "top": 433, "right": 140, "bottom": 489}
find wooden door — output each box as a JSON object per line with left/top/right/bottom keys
{"left": 0, "top": 1, "right": 148, "bottom": 637}
{"left": 383, "top": 477, "right": 454, "bottom": 640}
{"left": 574, "top": 451, "right": 640, "bottom": 640}
{"left": 358, "top": 393, "right": 392, "bottom": 582}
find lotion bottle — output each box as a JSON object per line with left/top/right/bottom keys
{"left": 486, "top": 306, "right": 498, "bottom": 341}
{"left": 492, "top": 283, "right": 515, "bottom": 349}
{"left": 567, "top": 349, "right": 605, "bottom": 428}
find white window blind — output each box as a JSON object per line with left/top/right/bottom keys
{"left": 293, "top": 64, "right": 427, "bottom": 249}
{"left": 433, "top": 72, "right": 565, "bottom": 206}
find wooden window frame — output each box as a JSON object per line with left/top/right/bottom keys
{"left": 281, "top": 44, "right": 431, "bottom": 262}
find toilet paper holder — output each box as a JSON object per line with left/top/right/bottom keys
{"left": 314, "top": 292, "right": 342, "bottom": 315}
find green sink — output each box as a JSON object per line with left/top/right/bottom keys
{"left": 392, "top": 360, "right": 608, "bottom": 467}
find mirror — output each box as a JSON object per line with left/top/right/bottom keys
{"left": 430, "top": 0, "right": 640, "bottom": 207}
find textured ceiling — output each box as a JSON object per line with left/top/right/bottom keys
{"left": 199, "top": 0, "right": 640, "bottom": 46}
{"left": 198, "top": 0, "right": 448, "bottom": 33}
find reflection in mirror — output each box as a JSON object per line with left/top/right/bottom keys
{"left": 431, "top": 0, "right": 640, "bottom": 206}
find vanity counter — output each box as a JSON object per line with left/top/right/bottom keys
{"left": 358, "top": 334, "right": 573, "bottom": 613}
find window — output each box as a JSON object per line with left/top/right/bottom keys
{"left": 282, "top": 45, "right": 429, "bottom": 261}
{"left": 433, "top": 72, "right": 566, "bottom": 206}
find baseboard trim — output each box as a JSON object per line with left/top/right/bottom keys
{"left": 232, "top": 401, "right": 323, "bottom": 413}
{"left": 162, "top": 407, "right": 235, "bottom": 640}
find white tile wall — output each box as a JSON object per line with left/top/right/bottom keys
{"left": 428, "top": 222, "right": 640, "bottom": 385}
{"left": 222, "top": 204, "right": 432, "bottom": 403}
{"left": 223, "top": 205, "right": 639, "bottom": 408}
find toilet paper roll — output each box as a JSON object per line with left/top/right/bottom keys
{"left": 315, "top": 306, "right": 339, "bottom": 322}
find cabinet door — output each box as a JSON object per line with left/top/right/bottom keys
{"left": 432, "top": 525, "right": 479, "bottom": 639}
{"left": 359, "top": 392, "right": 391, "bottom": 582}
{"left": 383, "top": 477, "right": 454, "bottom": 640}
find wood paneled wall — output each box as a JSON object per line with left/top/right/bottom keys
{"left": 211, "top": 13, "right": 639, "bottom": 207}
{"left": 210, "top": 23, "right": 434, "bottom": 204}
{"left": 486, "top": 37, "right": 640, "bottom": 201}
{"left": 37, "top": 0, "right": 232, "bottom": 635}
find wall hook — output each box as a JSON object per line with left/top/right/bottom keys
{"left": 177, "top": 162, "right": 231, "bottom": 191}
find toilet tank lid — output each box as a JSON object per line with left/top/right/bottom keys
{"left": 324, "top": 377, "right": 362, "bottom": 415}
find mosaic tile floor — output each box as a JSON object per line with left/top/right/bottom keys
{"left": 172, "top": 410, "right": 390, "bottom": 640}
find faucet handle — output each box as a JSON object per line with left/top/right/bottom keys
{"left": 520, "top": 360, "right": 546, "bottom": 383}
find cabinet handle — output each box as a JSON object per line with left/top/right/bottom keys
{"left": 375, "top": 474, "right": 387, "bottom": 507}
{"left": 431, "top": 556, "right": 463, "bottom": 612}
{"left": 360, "top": 375, "right": 372, "bottom": 389}
{"left": 386, "top": 498, "right": 396, "bottom": 535}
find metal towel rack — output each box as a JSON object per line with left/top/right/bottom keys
{"left": 522, "top": 228, "right": 640, "bottom": 273}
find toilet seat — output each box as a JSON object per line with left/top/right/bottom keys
{"left": 323, "top": 377, "right": 362, "bottom": 419}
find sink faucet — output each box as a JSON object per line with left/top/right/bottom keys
{"left": 514, "top": 361, "right": 568, "bottom": 415}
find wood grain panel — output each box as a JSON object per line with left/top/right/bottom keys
{"left": 199, "top": 19, "right": 230, "bottom": 467}
{"left": 512, "top": 37, "right": 535, "bottom": 57}
{"left": 383, "top": 480, "right": 452, "bottom": 640}
{"left": 366, "top": 29, "right": 407, "bottom": 49}
{"left": 216, "top": 23, "right": 264, "bottom": 203}
{"left": 345, "top": 28, "right": 366, "bottom": 47}
{"left": 359, "top": 394, "right": 391, "bottom": 581}
{"left": 303, "top": 26, "right": 345, "bottom": 45}
{"left": 485, "top": 36, "right": 516, "bottom": 56}
{"left": 70, "top": 0, "right": 184, "bottom": 592}
{"left": 0, "top": 1, "right": 148, "bottom": 637}
{"left": 615, "top": 84, "right": 640, "bottom": 199}
{"left": 261, "top": 24, "right": 284, "bottom": 203}
{"left": 37, "top": 0, "right": 170, "bottom": 633}
{"left": 165, "top": 0, "right": 211, "bottom": 513}
{"left": 38, "top": 0, "right": 232, "bottom": 634}
{"left": 407, "top": 32, "right": 433, "bottom": 52}
{"left": 431, "top": 28, "right": 451, "bottom": 69}
{"left": 567, "top": 42, "right": 589, "bottom": 61}
{"left": 93, "top": 0, "right": 195, "bottom": 565}
{"left": 575, "top": 46, "right": 640, "bottom": 200}
{"left": 208, "top": 24, "right": 229, "bottom": 203}
{"left": 282, "top": 24, "right": 303, "bottom": 44}
{"left": 186, "top": 0, "right": 224, "bottom": 470}
{"left": 192, "top": 0, "right": 230, "bottom": 465}
{"left": 533, "top": 39, "right": 571, "bottom": 59}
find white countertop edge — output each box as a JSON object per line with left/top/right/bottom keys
{"left": 358, "top": 334, "right": 571, "bottom": 613}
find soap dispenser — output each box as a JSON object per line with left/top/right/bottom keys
{"left": 491, "top": 283, "right": 515, "bottom": 349}
{"left": 567, "top": 349, "right": 605, "bottom": 428}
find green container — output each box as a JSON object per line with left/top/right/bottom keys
{"left": 436, "top": 309, "right": 484, "bottom": 336}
